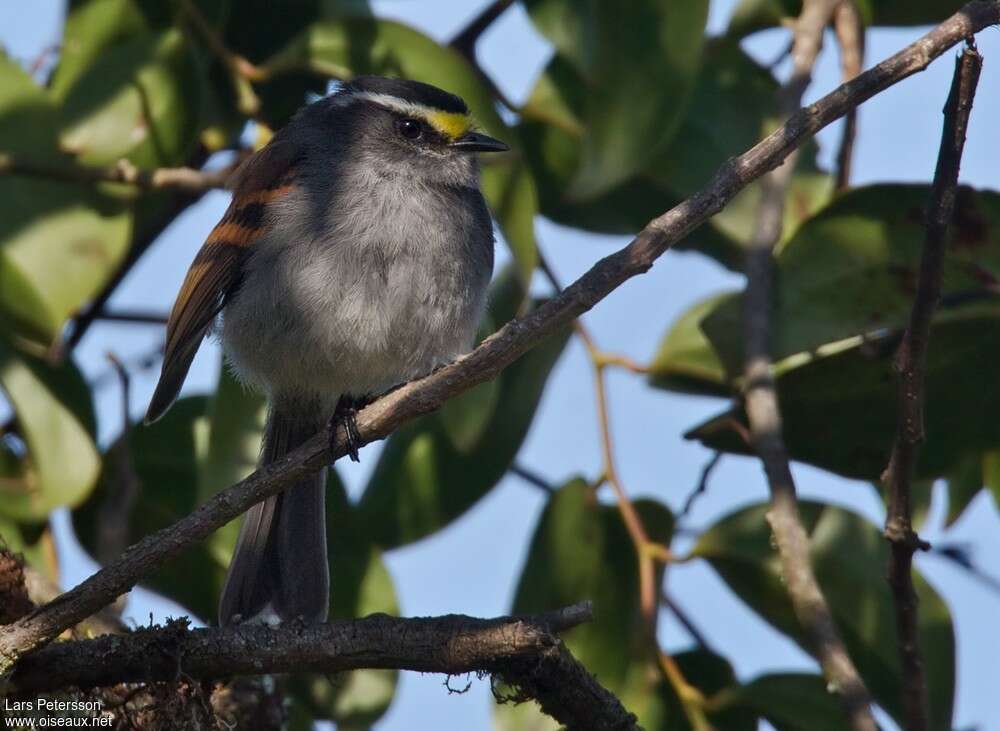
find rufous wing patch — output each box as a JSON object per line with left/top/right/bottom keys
{"left": 145, "top": 145, "right": 299, "bottom": 423}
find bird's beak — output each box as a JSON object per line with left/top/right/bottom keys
{"left": 451, "top": 131, "right": 510, "bottom": 153}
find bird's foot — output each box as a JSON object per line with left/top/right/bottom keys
{"left": 329, "top": 395, "right": 363, "bottom": 462}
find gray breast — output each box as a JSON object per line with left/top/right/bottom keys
{"left": 220, "top": 169, "right": 494, "bottom": 408}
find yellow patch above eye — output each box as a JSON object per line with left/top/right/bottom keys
{"left": 425, "top": 111, "right": 471, "bottom": 140}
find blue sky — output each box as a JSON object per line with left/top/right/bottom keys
{"left": 2, "top": 2, "right": 999, "bottom": 729}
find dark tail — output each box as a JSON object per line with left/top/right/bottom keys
{"left": 218, "top": 408, "right": 329, "bottom": 625}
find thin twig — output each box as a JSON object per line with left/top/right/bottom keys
{"left": 92, "top": 311, "right": 170, "bottom": 325}
{"left": 1, "top": 0, "right": 994, "bottom": 676}
{"left": 679, "top": 451, "right": 723, "bottom": 520}
{"left": 833, "top": 1, "right": 866, "bottom": 189}
{"left": 447, "top": 0, "right": 520, "bottom": 111}
{"left": 539, "top": 246, "right": 706, "bottom": 726}
{"left": 0, "top": 154, "right": 235, "bottom": 194}
{"left": 450, "top": 0, "right": 516, "bottom": 59}
{"left": 661, "top": 592, "right": 714, "bottom": 654}
{"left": 881, "top": 41, "right": 983, "bottom": 731}
{"left": 576, "top": 318, "right": 708, "bottom": 730}
{"left": 933, "top": 544, "right": 1000, "bottom": 594}
{"left": 89, "top": 343, "right": 165, "bottom": 391}
{"left": 178, "top": 0, "right": 263, "bottom": 116}
{"left": 509, "top": 463, "right": 556, "bottom": 494}
{"left": 743, "top": 1, "right": 877, "bottom": 729}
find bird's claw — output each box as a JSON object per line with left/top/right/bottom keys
{"left": 329, "top": 395, "right": 363, "bottom": 462}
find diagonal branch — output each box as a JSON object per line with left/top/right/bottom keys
{"left": 881, "top": 41, "right": 983, "bottom": 731}
{"left": 1, "top": 0, "right": 996, "bottom": 678}
{"left": 742, "top": 1, "right": 877, "bottom": 729}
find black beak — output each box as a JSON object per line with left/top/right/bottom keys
{"left": 452, "top": 131, "right": 510, "bottom": 153}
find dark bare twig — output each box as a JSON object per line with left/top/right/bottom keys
{"left": 448, "top": 0, "right": 520, "bottom": 112}
{"left": 933, "top": 543, "right": 1000, "bottom": 594}
{"left": 881, "top": 41, "right": 983, "bottom": 731}
{"left": 661, "top": 592, "right": 714, "bottom": 653}
{"left": 92, "top": 311, "right": 170, "bottom": 325}
{"left": 743, "top": 1, "right": 876, "bottom": 729}
{"left": 679, "top": 451, "right": 722, "bottom": 520}
{"left": 833, "top": 1, "right": 865, "bottom": 189}
{"left": 90, "top": 343, "right": 165, "bottom": 391}
{"left": 510, "top": 463, "right": 556, "bottom": 494}
{"left": 2, "top": 0, "right": 996, "bottom": 678}
{"left": 451, "top": 0, "right": 516, "bottom": 59}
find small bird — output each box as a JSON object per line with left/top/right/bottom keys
{"left": 144, "top": 76, "right": 508, "bottom": 626}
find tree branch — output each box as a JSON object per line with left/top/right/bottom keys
{"left": 2, "top": 0, "right": 996, "bottom": 677}
{"left": 0, "top": 154, "right": 234, "bottom": 194}
{"left": 881, "top": 41, "right": 983, "bottom": 731}
{"left": 833, "top": 0, "right": 866, "bottom": 189}
{"left": 9, "top": 603, "right": 639, "bottom": 731}
{"left": 743, "top": 1, "right": 877, "bottom": 729}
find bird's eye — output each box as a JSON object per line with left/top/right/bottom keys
{"left": 397, "top": 118, "right": 423, "bottom": 140}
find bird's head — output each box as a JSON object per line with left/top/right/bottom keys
{"left": 298, "top": 76, "right": 509, "bottom": 186}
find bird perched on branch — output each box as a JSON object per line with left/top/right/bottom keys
{"left": 144, "top": 76, "right": 508, "bottom": 626}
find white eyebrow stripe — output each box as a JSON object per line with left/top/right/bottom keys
{"left": 332, "top": 91, "right": 457, "bottom": 120}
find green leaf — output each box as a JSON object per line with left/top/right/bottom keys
{"left": 727, "top": 0, "right": 968, "bottom": 38}
{"left": 0, "top": 53, "right": 132, "bottom": 344}
{"left": 521, "top": 0, "right": 709, "bottom": 198}
{"left": 518, "top": 40, "right": 830, "bottom": 272}
{"left": 480, "top": 155, "right": 539, "bottom": 289}
{"left": 50, "top": 0, "right": 177, "bottom": 97}
{"left": 439, "top": 316, "right": 501, "bottom": 454}
{"left": 694, "top": 501, "right": 955, "bottom": 730}
{"left": 72, "top": 396, "right": 222, "bottom": 620}
{"left": 703, "top": 185, "right": 1000, "bottom": 374}
{"left": 0, "top": 336, "right": 100, "bottom": 522}
{"left": 689, "top": 305, "right": 1000, "bottom": 480}
{"left": 506, "top": 480, "right": 664, "bottom": 687}
{"left": 647, "top": 38, "right": 832, "bottom": 256}
{"left": 199, "top": 366, "right": 266, "bottom": 502}
{"left": 497, "top": 479, "right": 671, "bottom": 729}
{"left": 647, "top": 293, "right": 732, "bottom": 397}
{"left": 724, "top": 673, "right": 848, "bottom": 731}
{"left": 518, "top": 58, "right": 743, "bottom": 267}
{"left": 356, "top": 282, "right": 569, "bottom": 548}
{"left": 498, "top": 482, "right": 753, "bottom": 730}
{"left": 59, "top": 29, "right": 203, "bottom": 168}
{"left": 197, "top": 363, "right": 267, "bottom": 565}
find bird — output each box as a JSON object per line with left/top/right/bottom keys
{"left": 143, "top": 76, "right": 509, "bottom": 626}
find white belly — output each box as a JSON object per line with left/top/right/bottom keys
{"left": 220, "top": 213, "right": 489, "bottom": 409}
